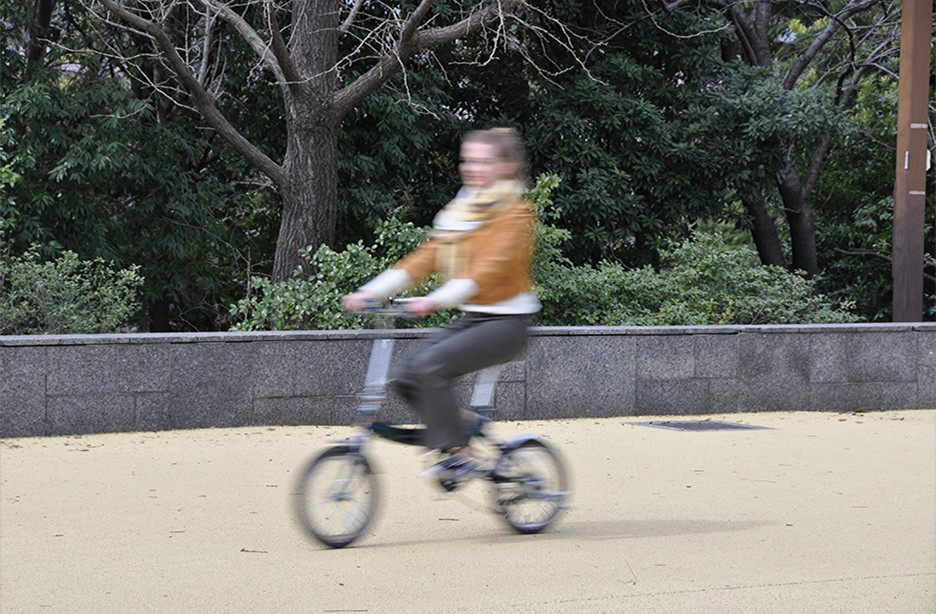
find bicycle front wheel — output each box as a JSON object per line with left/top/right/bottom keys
{"left": 293, "top": 446, "right": 379, "bottom": 548}
{"left": 492, "top": 440, "right": 568, "bottom": 534}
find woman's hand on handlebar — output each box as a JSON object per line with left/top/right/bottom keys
{"left": 342, "top": 292, "right": 437, "bottom": 315}
{"left": 404, "top": 296, "right": 438, "bottom": 316}
{"left": 341, "top": 291, "right": 378, "bottom": 312}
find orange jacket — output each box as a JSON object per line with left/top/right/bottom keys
{"left": 394, "top": 198, "right": 537, "bottom": 306}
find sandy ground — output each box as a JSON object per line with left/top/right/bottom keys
{"left": 1, "top": 410, "right": 934, "bottom": 613}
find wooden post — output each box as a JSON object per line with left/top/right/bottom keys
{"left": 892, "top": 0, "right": 932, "bottom": 322}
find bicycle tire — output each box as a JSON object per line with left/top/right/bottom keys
{"left": 491, "top": 440, "right": 568, "bottom": 534}
{"left": 293, "top": 446, "right": 379, "bottom": 548}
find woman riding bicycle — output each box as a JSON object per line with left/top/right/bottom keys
{"left": 342, "top": 127, "right": 539, "bottom": 479}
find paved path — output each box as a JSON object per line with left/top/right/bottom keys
{"left": 2, "top": 410, "right": 934, "bottom": 613}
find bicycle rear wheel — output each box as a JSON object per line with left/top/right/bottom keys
{"left": 491, "top": 440, "right": 568, "bottom": 534}
{"left": 293, "top": 446, "right": 379, "bottom": 548}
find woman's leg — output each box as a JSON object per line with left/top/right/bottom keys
{"left": 392, "top": 314, "right": 527, "bottom": 451}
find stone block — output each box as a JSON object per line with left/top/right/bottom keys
{"left": 527, "top": 336, "right": 635, "bottom": 418}
{"left": 633, "top": 379, "right": 708, "bottom": 416}
{"left": 294, "top": 339, "right": 371, "bottom": 397}
{"left": 252, "top": 396, "right": 335, "bottom": 426}
{"left": 376, "top": 392, "right": 416, "bottom": 424}
{"left": 730, "top": 332, "right": 812, "bottom": 411}
{"left": 810, "top": 331, "right": 917, "bottom": 383}
{"left": 250, "top": 342, "right": 298, "bottom": 398}
{"left": 117, "top": 344, "right": 170, "bottom": 393}
{"left": 47, "top": 394, "right": 135, "bottom": 435}
{"left": 738, "top": 332, "right": 811, "bottom": 383}
{"left": 0, "top": 346, "right": 47, "bottom": 437}
{"left": 636, "top": 335, "right": 694, "bottom": 380}
{"left": 809, "top": 382, "right": 918, "bottom": 412}
{"left": 694, "top": 334, "right": 739, "bottom": 378}
{"left": 167, "top": 343, "right": 254, "bottom": 429}
{"left": 917, "top": 331, "right": 936, "bottom": 408}
{"left": 492, "top": 382, "right": 525, "bottom": 421}
{"left": 500, "top": 360, "right": 527, "bottom": 382}
{"left": 134, "top": 393, "right": 172, "bottom": 432}
{"left": 636, "top": 378, "right": 741, "bottom": 415}
{"left": 737, "top": 380, "right": 809, "bottom": 412}
{"left": 332, "top": 396, "right": 363, "bottom": 425}
{"left": 707, "top": 378, "right": 743, "bottom": 414}
{"left": 47, "top": 345, "right": 118, "bottom": 395}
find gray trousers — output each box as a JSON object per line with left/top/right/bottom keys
{"left": 391, "top": 313, "right": 529, "bottom": 451}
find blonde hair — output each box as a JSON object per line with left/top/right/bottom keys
{"left": 463, "top": 127, "right": 527, "bottom": 181}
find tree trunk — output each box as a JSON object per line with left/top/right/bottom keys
{"left": 743, "top": 196, "right": 787, "bottom": 268}
{"left": 785, "top": 201, "right": 819, "bottom": 277}
{"left": 270, "top": 0, "right": 339, "bottom": 282}
{"left": 26, "top": 0, "right": 55, "bottom": 72}
{"left": 274, "top": 117, "right": 339, "bottom": 281}
{"left": 777, "top": 164, "right": 818, "bottom": 277}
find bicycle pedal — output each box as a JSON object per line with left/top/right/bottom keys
{"left": 438, "top": 478, "right": 460, "bottom": 492}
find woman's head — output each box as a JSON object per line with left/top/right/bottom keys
{"left": 459, "top": 128, "right": 527, "bottom": 188}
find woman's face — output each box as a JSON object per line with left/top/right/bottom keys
{"left": 459, "top": 141, "right": 517, "bottom": 188}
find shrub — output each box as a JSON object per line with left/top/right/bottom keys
{"left": 0, "top": 248, "right": 144, "bottom": 334}
{"left": 229, "top": 174, "right": 860, "bottom": 330}
{"left": 535, "top": 233, "right": 860, "bottom": 326}
{"left": 229, "top": 214, "right": 457, "bottom": 331}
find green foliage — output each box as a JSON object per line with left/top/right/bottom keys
{"left": 230, "top": 214, "right": 457, "bottom": 330}
{"left": 811, "top": 65, "right": 935, "bottom": 321}
{"left": 336, "top": 73, "right": 463, "bottom": 245}
{"left": 536, "top": 232, "right": 860, "bottom": 326}
{"left": 1, "top": 1, "right": 280, "bottom": 331}
{"left": 230, "top": 174, "right": 859, "bottom": 330}
{"left": 402, "top": 5, "right": 839, "bottom": 268}
{"left": 0, "top": 0, "right": 910, "bottom": 331}
{"left": 0, "top": 248, "right": 144, "bottom": 335}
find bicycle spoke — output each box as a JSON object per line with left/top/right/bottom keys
{"left": 293, "top": 447, "right": 379, "bottom": 548}
{"left": 491, "top": 440, "right": 568, "bottom": 534}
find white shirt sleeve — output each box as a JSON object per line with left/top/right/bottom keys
{"left": 359, "top": 269, "right": 413, "bottom": 298}
{"left": 427, "top": 278, "right": 480, "bottom": 309}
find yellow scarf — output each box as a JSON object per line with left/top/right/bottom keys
{"left": 431, "top": 180, "right": 525, "bottom": 279}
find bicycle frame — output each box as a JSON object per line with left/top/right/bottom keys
{"left": 346, "top": 306, "right": 506, "bottom": 450}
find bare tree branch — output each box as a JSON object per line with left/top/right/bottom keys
{"left": 196, "top": 7, "right": 217, "bottom": 87}
{"left": 406, "top": 0, "right": 443, "bottom": 43}
{"left": 834, "top": 248, "right": 936, "bottom": 284}
{"left": 264, "top": 0, "right": 302, "bottom": 89}
{"left": 415, "top": 0, "right": 506, "bottom": 47}
{"left": 339, "top": 0, "right": 366, "bottom": 34}
{"left": 641, "top": 0, "right": 732, "bottom": 40}
{"left": 333, "top": 0, "right": 522, "bottom": 120}
{"left": 98, "top": 0, "right": 286, "bottom": 186}
{"left": 782, "top": 0, "right": 879, "bottom": 90}
{"left": 661, "top": 0, "right": 727, "bottom": 9}
{"left": 202, "top": 0, "right": 286, "bottom": 84}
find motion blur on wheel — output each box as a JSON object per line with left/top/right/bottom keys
{"left": 492, "top": 439, "right": 568, "bottom": 534}
{"left": 293, "top": 446, "right": 379, "bottom": 548}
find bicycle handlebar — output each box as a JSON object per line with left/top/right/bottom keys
{"left": 350, "top": 299, "right": 419, "bottom": 318}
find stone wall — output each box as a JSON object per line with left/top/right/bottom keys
{"left": 2, "top": 323, "right": 934, "bottom": 437}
